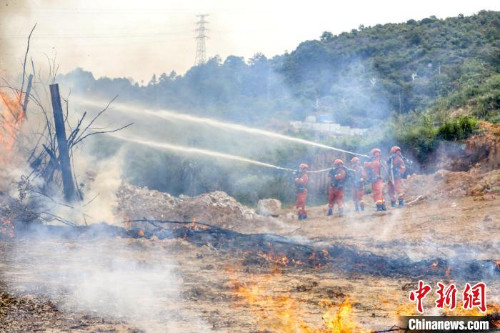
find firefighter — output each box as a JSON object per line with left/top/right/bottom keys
{"left": 327, "top": 159, "right": 346, "bottom": 217}
{"left": 350, "top": 156, "right": 366, "bottom": 212}
{"left": 364, "top": 148, "right": 387, "bottom": 211}
{"left": 387, "top": 146, "right": 406, "bottom": 207}
{"left": 295, "top": 163, "right": 309, "bottom": 220}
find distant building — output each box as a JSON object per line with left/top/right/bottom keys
{"left": 317, "top": 114, "right": 334, "bottom": 123}
{"left": 290, "top": 115, "right": 367, "bottom": 137}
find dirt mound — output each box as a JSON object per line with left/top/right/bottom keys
{"left": 404, "top": 168, "right": 500, "bottom": 200}
{"left": 116, "top": 184, "right": 266, "bottom": 229}
{"left": 465, "top": 122, "right": 500, "bottom": 170}
{"left": 430, "top": 121, "right": 500, "bottom": 172}
{"left": 177, "top": 191, "right": 259, "bottom": 227}
{"left": 116, "top": 183, "right": 181, "bottom": 220}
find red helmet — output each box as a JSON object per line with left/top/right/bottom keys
{"left": 390, "top": 146, "right": 401, "bottom": 154}
{"left": 351, "top": 157, "right": 359, "bottom": 163}
{"left": 333, "top": 159, "right": 343, "bottom": 166}
{"left": 370, "top": 148, "right": 381, "bottom": 155}
{"left": 299, "top": 163, "right": 308, "bottom": 169}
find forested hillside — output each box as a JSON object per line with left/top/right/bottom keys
{"left": 57, "top": 11, "right": 499, "bottom": 203}
{"left": 60, "top": 10, "right": 499, "bottom": 128}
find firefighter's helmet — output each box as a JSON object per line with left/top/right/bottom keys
{"left": 299, "top": 163, "right": 309, "bottom": 169}
{"left": 370, "top": 148, "right": 381, "bottom": 155}
{"left": 333, "top": 159, "right": 343, "bottom": 166}
{"left": 390, "top": 146, "right": 401, "bottom": 154}
{"left": 351, "top": 157, "right": 360, "bottom": 163}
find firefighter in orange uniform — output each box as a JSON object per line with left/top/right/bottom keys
{"left": 295, "top": 163, "right": 309, "bottom": 220}
{"left": 350, "top": 157, "right": 366, "bottom": 212}
{"left": 364, "top": 148, "right": 387, "bottom": 211}
{"left": 387, "top": 146, "right": 406, "bottom": 207}
{"left": 327, "top": 159, "right": 346, "bottom": 217}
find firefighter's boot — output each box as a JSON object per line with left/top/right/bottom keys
{"left": 327, "top": 208, "right": 333, "bottom": 216}
{"left": 298, "top": 214, "right": 303, "bottom": 220}
{"left": 355, "top": 203, "right": 359, "bottom": 212}
{"left": 398, "top": 198, "right": 404, "bottom": 208}
{"left": 303, "top": 214, "right": 308, "bottom": 220}
{"left": 360, "top": 203, "right": 365, "bottom": 212}
{"left": 338, "top": 208, "right": 344, "bottom": 217}
{"left": 391, "top": 201, "right": 396, "bottom": 208}
{"left": 382, "top": 203, "right": 387, "bottom": 211}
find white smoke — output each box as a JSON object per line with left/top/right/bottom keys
{"left": 6, "top": 238, "right": 210, "bottom": 332}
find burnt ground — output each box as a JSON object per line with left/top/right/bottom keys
{"left": 0, "top": 168, "right": 499, "bottom": 332}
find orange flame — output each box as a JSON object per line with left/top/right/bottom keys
{"left": 257, "top": 252, "right": 302, "bottom": 266}
{"left": 230, "top": 269, "right": 370, "bottom": 332}
{"left": 322, "top": 298, "right": 370, "bottom": 333}
{"left": 395, "top": 302, "right": 417, "bottom": 316}
{"left": 0, "top": 90, "right": 24, "bottom": 152}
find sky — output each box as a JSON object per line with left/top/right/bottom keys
{"left": 1, "top": 0, "right": 499, "bottom": 83}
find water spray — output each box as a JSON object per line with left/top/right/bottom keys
{"left": 109, "top": 133, "right": 296, "bottom": 171}
{"left": 76, "top": 97, "right": 369, "bottom": 158}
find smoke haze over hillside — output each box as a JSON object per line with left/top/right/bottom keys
{"left": 1, "top": 0, "right": 498, "bottom": 81}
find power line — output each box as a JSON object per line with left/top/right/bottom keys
{"left": 194, "top": 14, "right": 209, "bottom": 66}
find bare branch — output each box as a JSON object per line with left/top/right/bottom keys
{"left": 82, "top": 194, "right": 99, "bottom": 207}
{"left": 39, "top": 212, "right": 77, "bottom": 226}
{"left": 66, "top": 111, "right": 86, "bottom": 147}
{"left": 72, "top": 95, "right": 118, "bottom": 144}
{"left": 22, "top": 74, "right": 33, "bottom": 118}
{"left": 42, "top": 144, "right": 58, "bottom": 163}
{"left": 63, "top": 89, "right": 72, "bottom": 124}
{"left": 31, "top": 58, "right": 36, "bottom": 79}
{"left": 27, "top": 129, "right": 47, "bottom": 163}
{"left": 19, "top": 24, "right": 37, "bottom": 104}
{"left": 72, "top": 122, "right": 133, "bottom": 147}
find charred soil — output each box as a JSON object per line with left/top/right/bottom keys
{"left": 1, "top": 166, "right": 499, "bottom": 332}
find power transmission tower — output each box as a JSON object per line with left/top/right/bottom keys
{"left": 194, "top": 14, "right": 209, "bottom": 66}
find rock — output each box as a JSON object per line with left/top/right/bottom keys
{"left": 256, "top": 199, "right": 282, "bottom": 216}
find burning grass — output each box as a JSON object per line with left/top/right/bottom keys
{"left": 230, "top": 266, "right": 371, "bottom": 333}
{"left": 0, "top": 90, "right": 25, "bottom": 153}
{"left": 0, "top": 230, "right": 499, "bottom": 332}
{"left": 0, "top": 90, "right": 26, "bottom": 192}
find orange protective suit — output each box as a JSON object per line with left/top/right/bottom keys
{"left": 328, "top": 187, "right": 344, "bottom": 209}
{"left": 328, "top": 167, "right": 346, "bottom": 211}
{"left": 387, "top": 154, "right": 406, "bottom": 203}
{"left": 351, "top": 163, "right": 366, "bottom": 210}
{"left": 364, "top": 157, "right": 385, "bottom": 208}
{"left": 295, "top": 172, "right": 309, "bottom": 218}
